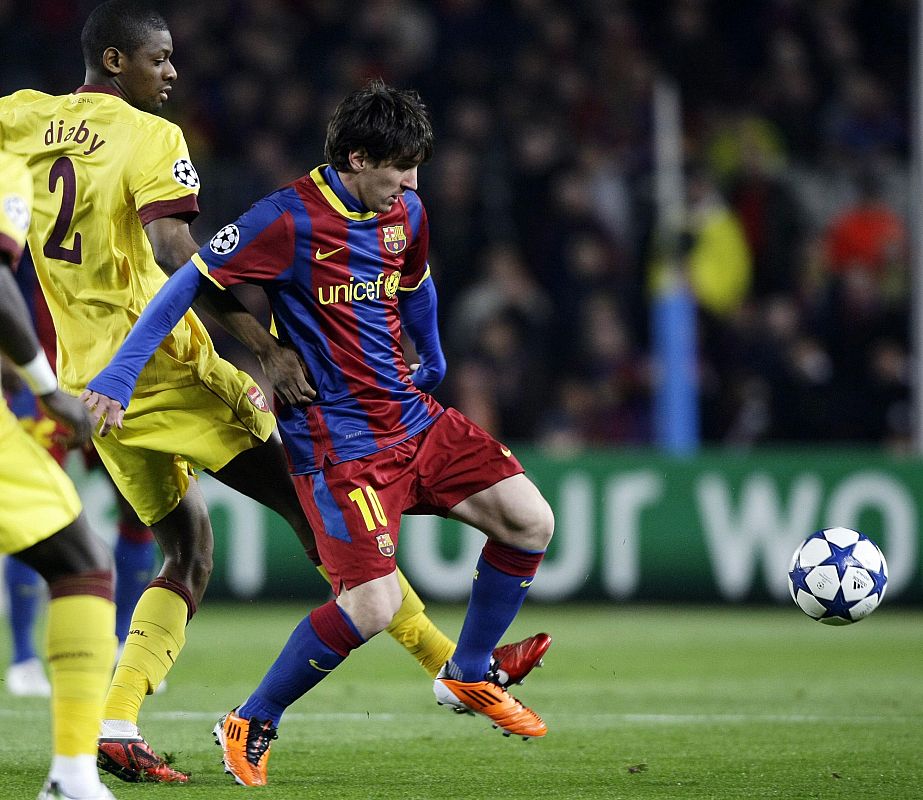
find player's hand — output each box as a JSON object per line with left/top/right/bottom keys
{"left": 37, "top": 389, "right": 94, "bottom": 448}
{"left": 259, "top": 342, "right": 316, "bottom": 405}
{"left": 408, "top": 360, "right": 444, "bottom": 393}
{"left": 79, "top": 389, "right": 125, "bottom": 437}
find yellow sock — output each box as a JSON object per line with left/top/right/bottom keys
{"left": 103, "top": 587, "right": 187, "bottom": 723}
{"left": 316, "top": 564, "right": 456, "bottom": 677}
{"left": 46, "top": 595, "right": 116, "bottom": 757}
{"left": 387, "top": 608, "right": 457, "bottom": 678}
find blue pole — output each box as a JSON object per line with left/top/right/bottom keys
{"left": 652, "top": 274, "right": 699, "bottom": 454}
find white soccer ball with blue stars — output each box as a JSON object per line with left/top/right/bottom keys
{"left": 788, "top": 527, "right": 888, "bottom": 625}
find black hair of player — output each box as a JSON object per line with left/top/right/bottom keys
{"left": 325, "top": 78, "right": 434, "bottom": 172}
{"left": 81, "top": 0, "right": 169, "bottom": 70}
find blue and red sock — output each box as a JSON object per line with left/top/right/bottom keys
{"left": 239, "top": 600, "right": 365, "bottom": 726}
{"left": 114, "top": 520, "right": 156, "bottom": 644}
{"left": 4, "top": 557, "right": 43, "bottom": 664}
{"left": 449, "top": 539, "right": 545, "bottom": 682}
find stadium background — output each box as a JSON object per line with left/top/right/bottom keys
{"left": 2, "top": 0, "right": 920, "bottom": 607}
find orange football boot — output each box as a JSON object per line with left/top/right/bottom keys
{"left": 434, "top": 669, "right": 548, "bottom": 739}
{"left": 213, "top": 708, "right": 277, "bottom": 786}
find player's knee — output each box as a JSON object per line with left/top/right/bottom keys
{"left": 358, "top": 588, "right": 402, "bottom": 636}
{"left": 160, "top": 547, "right": 212, "bottom": 595}
{"left": 18, "top": 514, "right": 115, "bottom": 585}
{"left": 186, "top": 551, "right": 213, "bottom": 593}
{"left": 362, "top": 603, "right": 399, "bottom": 637}
{"left": 505, "top": 496, "right": 554, "bottom": 552}
{"left": 338, "top": 605, "right": 393, "bottom": 640}
{"left": 155, "top": 506, "right": 213, "bottom": 588}
{"left": 62, "top": 515, "right": 114, "bottom": 573}
{"left": 339, "top": 576, "right": 402, "bottom": 638}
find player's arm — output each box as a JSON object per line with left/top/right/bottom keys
{"left": 0, "top": 258, "right": 92, "bottom": 447}
{"left": 398, "top": 273, "right": 446, "bottom": 393}
{"left": 144, "top": 216, "right": 314, "bottom": 404}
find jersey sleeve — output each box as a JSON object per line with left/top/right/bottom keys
{"left": 191, "top": 195, "right": 297, "bottom": 289}
{"left": 86, "top": 262, "right": 204, "bottom": 408}
{"left": 398, "top": 192, "right": 431, "bottom": 292}
{"left": 398, "top": 277, "right": 446, "bottom": 392}
{"left": 0, "top": 153, "right": 34, "bottom": 270}
{"left": 130, "top": 122, "right": 200, "bottom": 225}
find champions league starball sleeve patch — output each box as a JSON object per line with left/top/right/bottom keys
{"left": 3, "top": 194, "right": 30, "bottom": 232}
{"left": 172, "top": 158, "right": 200, "bottom": 189}
{"left": 209, "top": 224, "right": 240, "bottom": 255}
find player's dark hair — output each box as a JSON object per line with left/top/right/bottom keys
{"left": 325, "top": 78, "right": 434, "bottom": 171}
{"left": 81, "top": 0, "right": 168, "bottom": 70}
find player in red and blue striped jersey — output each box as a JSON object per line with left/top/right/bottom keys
{"left": 196, "top": 158, "right": 444, "bottom": 474}
{"left": 83, "top": 79, "right": 554, "bottom": 786}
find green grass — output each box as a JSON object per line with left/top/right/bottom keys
{"left": 2, "top": 603, "right": 921, "bottom": 799}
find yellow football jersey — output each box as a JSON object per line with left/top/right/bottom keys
{"left": 0, "top": 86, "right": 216, "bottom": 395}
{"left": 0, "top": 149, "right": 33, "bottom": 269}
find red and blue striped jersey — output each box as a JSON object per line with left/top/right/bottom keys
{"left": 192, "top": 165, "right": 444, "bottom": 474}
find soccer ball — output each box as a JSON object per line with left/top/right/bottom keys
{"left": 788, "top": 527, "right": 888, "bottom": 625}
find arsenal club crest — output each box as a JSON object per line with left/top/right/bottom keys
{"left": 246, "top": 385, "right": 269, "bottom": 411}
{"left": 376, "top": 532, "right": 395, "bottom": 557}
{"left": 381, "top": 224, "right": 407, "bottom": 254}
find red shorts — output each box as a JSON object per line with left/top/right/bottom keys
{"left": 292, "top": 408, "right": 524, "bottom": 593}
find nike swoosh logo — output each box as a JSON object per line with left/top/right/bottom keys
{"left": 501, "top": 447, "right": 512, "bottom": 457}
{"left": 520, "top": 580, "right": 533, "bottom": 588}
{"left": 315, "top": 246, "right": 345, "bottom": 261}
{"left": 166, "top": 649, "right": 175, "bottom": 664}
{"left": 309, "top": 658, "right": 334, "bottom": 673}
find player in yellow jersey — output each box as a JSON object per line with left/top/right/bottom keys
{"left": 0, "top": 150, "right": 118, "bottom": 800}
{"left": 0, "top": 0, "right": 548, "bottom": 783}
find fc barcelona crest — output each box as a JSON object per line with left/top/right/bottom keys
{"left": 376, "top": 532, "right": 395, "bottom": 557}
{"left": 382, "top": 225, "right": 407, "bottom": 254}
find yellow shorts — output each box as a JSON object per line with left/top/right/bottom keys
{"left": 93, "top": 358, "right": 276, "bottom": 526}
{"left": 0, "top": 402, "right": 82, "bottom": 554}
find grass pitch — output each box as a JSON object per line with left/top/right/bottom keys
{"left": 1, "top": 602, "right": 920, "bottom": 799}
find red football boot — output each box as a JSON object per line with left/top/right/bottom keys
{"left": 97, "top": 734, "right": 189, "bottom": 783}
{"left": 490, "top": 632, "right": 552, "bottom": 687}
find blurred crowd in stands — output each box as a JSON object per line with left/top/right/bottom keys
{"left": 1, "top": 0, "right": 913, "bottom": 451}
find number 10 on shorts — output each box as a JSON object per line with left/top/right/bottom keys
{"left": 347, "top": 485, "right": 388, "bottom": 531}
